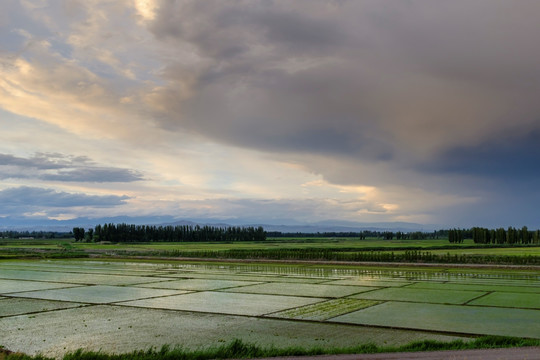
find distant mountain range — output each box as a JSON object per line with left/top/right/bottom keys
{"left": 0, "top": 216, "right": 439, "bottom": 233}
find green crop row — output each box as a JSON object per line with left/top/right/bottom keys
{"left": 115, "top": 248, "right": 540, "bottom": 265}
{"left": 2, "top": 245, "right": 540, "bottom": 265}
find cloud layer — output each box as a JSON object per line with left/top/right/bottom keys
{"left": 145, "top": 1, "right": 540, "bottom": 167}
{"left": 0, "top": 186, "right": 129, "bottom": 218}
{"left": 0, "top": 153, "right": 143, "bottom": 182}
{"left": 2, "top": 0, "right": 540, "bottom": 227}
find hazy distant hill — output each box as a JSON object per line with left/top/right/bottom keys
{"left": 0, "top": 216, "right": 436, "bottom": 233}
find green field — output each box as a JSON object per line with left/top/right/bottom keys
{"left": 1, "top": 258, "right": 539, "bottom": 358}
{"left": 0, "top": 237, "right": 474, "bottom": 251}
{"left": 3, "top": 238, "right": 540, "bottom": 266}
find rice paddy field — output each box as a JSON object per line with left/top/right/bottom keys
{"left": 1, "top": 259, "right": 540, "bottom": 358}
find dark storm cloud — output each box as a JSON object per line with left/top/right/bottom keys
{"left": 145, "top": 0, "right": 540, "bottom": 185}
{"left": 150, "top": 1, "right": 345, "bottom": 57}
{"left": 421, "top": 130, "right": 540, "bottom": 180}
{"left": 428, "top": 187, "right": 540, "bottom": 228}
{"left": 219, "top": 6, "right": 346, "bottom": 52}
{"left": 0, "top": 153, "right": 144, "bottom": 182}
{"left": 0, "top": 186, "right": 129, "bottom": 210}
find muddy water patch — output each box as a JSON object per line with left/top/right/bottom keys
{"left": 120, "top": 291, "right": 324, "bottom": 316}
{"left": 0, "top": 298, "right": 85, "bottom": 317}
{"left": 319, "top": 278, "right": 412, "bottom": 287}
{"left": 134, "top": 278, "right": 264, "bottom": 291}
{"left": 0, "top": 279, "right": 81, "bottom": 294}
{"left": 0, "top": 260, "right": 175, "bottom": 278}
{"left": 9, "top": 285, "right": 188, "bottom": 304}
{"left": 0, "top": 269, "right": 172, "bottom": 285}
{"left": 160, "top": 272, "right": 328, "bottom": 283}
{"left": 222, "top": 282, "right": 377, "bottom": 298}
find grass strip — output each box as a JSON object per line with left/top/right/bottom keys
{"left": 2, "top": 336, "right": 540, "bottom": 360}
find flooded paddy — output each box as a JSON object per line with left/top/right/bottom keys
{"left": 333, "top": 302, "right": 540, "bottom": 338}
{"left": 1, "top": 259, "right": 540, "bottom": 358}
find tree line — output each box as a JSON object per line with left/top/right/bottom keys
{"left": 447, "top": 229, "right": 465, "bottom": 243}
{"left": 0, "top": 230, "right": 72, "bottom": 239}
{"left": 267, "top": 230, "right": 444, "bottom": 240}
{"left": 469, "top": 226, "right": 540, "bottom": 244}
{"left": 72, "top": 223, "right": 266, "bottom": 243}
{"left": 447, "top": 227, "right": 540, "bottom": 244}
{"left": 5, "top": 225, "right": 540, "bottom": 245}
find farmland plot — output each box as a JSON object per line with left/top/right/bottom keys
{"left": 270, "top": 298, "right": 381, "bottom": 320}
{"left": 0, "top": 297, "right": 86, "bottom": 317}
{"left": 469, "top": 292, "right": 540, "bottom": 309}
{"left": 0, "top": 279, "right": 81, "bottom": 293}
{"left": 9, "top": 285, "right": 188, "bottom": 304}
{"left": 406, "top": 281, "right": 540, "bottom": 293}
{"left": 0, "top": 268, "right": 172, "bottom": 285}
{"left": 1, "top": 259, "right": 539, "bottom": 358}
{"left": 221, "top": 282, "right": 376, "bottom": 298}
{"left": 349, "top": 287, "right": 485, "bottom": 304}
{"left": 134, "top": 278, "right": 264, "bottom": 291}
{"left": 332, "top": 302, "right": 540, "bottom": 338}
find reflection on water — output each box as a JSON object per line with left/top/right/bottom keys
{"left": 142, "top": 261, "right": 540, "bottom": 284}
{"left": 3, "top": 259, "right": 539, "bottom": 285}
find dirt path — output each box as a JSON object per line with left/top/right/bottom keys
{"left": 248, "top": 346, "right": 540, "bottom": 360}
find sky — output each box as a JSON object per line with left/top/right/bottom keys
{"left": 1, "top": 0, "right": 540, "bottom": 228}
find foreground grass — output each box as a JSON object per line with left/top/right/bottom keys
{"left": 2, "top": 336, "right": 540, "bottom": 360}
